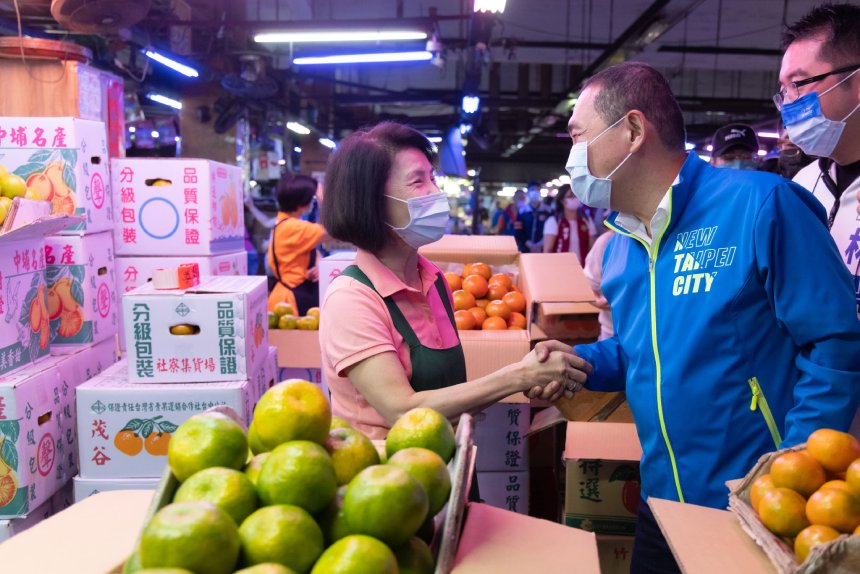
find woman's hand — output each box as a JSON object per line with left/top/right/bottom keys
{"left": 517, "top": 345, "right": 592, "bottom": 398}
{"left": 306, "top": 266, "right": 320, "bottom": 282}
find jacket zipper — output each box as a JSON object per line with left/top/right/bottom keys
{"left": 605, "top": 191, "right": 685, "bottom": 503}
{"left": 748, "top": 377, "right": 782, "bottom": 449}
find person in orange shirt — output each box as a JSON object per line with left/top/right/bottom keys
{"left": 267, "top": 172, "right": 328, "bottom": 315}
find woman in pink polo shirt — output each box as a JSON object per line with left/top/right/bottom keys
{"left": 319, "top": 122, "right": 591, "bottom": 440}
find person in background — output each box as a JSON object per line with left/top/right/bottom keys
{"left": 583, "top": 231, "right": 615, "bottom": 341}
{"left": 542, "top": 184, "right": 597, "bottom": 264}
{"left": 709, "top": 123, "right": 760, "bottom": 169}
{"left": 565, "top": 61, "right": 860, "bottom": 572}
{"left": 776, "top": 123, "right": 813, "bottom": 179}
{"left": 779, "top": 2, "right": 860, "bottom": 437}
{"left": 267, "top": 172, "right": 329, "bottom": 315}
{"left": 511, "top": 188, "right": 531, "bottom": 251}
{"left": 525, "top": 182, "right": 553, "bottom": 252}
{"left": 490, "top": 199, "right": 513, "bottom": 235}
{"left": 318, "top": 121, "right": 589, "bottom": 440}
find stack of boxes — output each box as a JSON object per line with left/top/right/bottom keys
{"left": 0, "top": 115, "right": 121, "bottom": 536}
{"left": 474, "top": 402, "right": 531, "bottom": 515}
{"left": 73, "top": 275, "right": 277, "bottom": 501}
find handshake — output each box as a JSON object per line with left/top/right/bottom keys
{"left": 517, "top": 340, "right": 593, "bottom": 402}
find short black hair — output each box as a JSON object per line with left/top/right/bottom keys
{"left": 582, "top": 62, "right": 686, "bottom": 152}
{"left": 322, "top": 121, "right": 436, "bottom": 253}
{"left": 783, "top": 3, "right": 860, "bottom": 66}
{"left": 275, "top": 172, "right": 317, "bottom": 212}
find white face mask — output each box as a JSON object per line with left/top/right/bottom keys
{"left": 565, "top": 116, "right": 632, "bottom": 210}
{"left": 386, "top": 192, "right": 449, "bottom": 249}
{"left": 782, "top": 69, "right": 860, "bottom": 158}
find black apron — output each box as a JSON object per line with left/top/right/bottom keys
{"left": 271, "top": 217, "right": 319, "bottom": 316}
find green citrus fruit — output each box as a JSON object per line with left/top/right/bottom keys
{"left": 386, "top": 408, "right": 455, "bottom": 463}
{"left": 272, "top": 302, "right": 294, "bottom": 318}
{"left": 136, "top": 569, "right": 195, "bottom": 574}
{"left": 140, "top": 501, "right": 239, "bottom": 574}
{"left": 317, "top": 485, "right": 351, "bottom": 546}
{"left": 331, "top": 416, "right": 352, "bottom": 430}
{"left": 257, "top": 440, "right": 337, "bottom": 514}
{"left": 168, "top": 412, "right": 248, "bottom": 482}
{"left": 278, "top": 315, "right": 298, "bottom": 330}
{"left": 254, "top": 380, "right": 331, "bottom": 449}
{"left": 387, "top": 447, "right": 451, "bottom": 516}
{"left": 173, "top": 467, "right": 258, "bottom": 525}
{"left": 235, "top": 564, "right": 297, "bottom": 574}
{"left": 248, "top": 422, "right": 268, "bottom": 455}
{"left": 310, "top": 535, "right": 398, "bottom": 574}
{"left": 268, "top": 312, "right": 279, "bottom": 329}
{"left": 244, "top": 453, "right": 271, "bottom": 487}
{"left": 326, "top": 427, "right": 380, "bottom": 486}
{"left": 394, "top": 537, "right": 434, "bottom": 574}
{"left": 343, "top": 465, "right": 428, "bottom": 546}
{"left": 238, "top": 505, "right": 323, "bottom": 574}
{"left": 122, "top": 547, "right": 142, "bottom": 574}
{"left": 0, "top": 173, "right": 27, "bottom": 199}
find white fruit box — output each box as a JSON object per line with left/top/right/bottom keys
{"left": 115, "top": 251, "right": 247, "bottom": 351}
{"left": 72, "top": 475, "right": 158, "bottom": 503}
{"left": 45, "top": 231, "right": 118, "bottom": 354}
{"left": 76, "top": 358, "right": 266, "bottom": 479}
{"left": 0, "top": 117, "right": 112, "bottom": 234}
{"left": 123, "top": 275, "right": 268, "bottom": 383}
{"left": 0, "top": 337, "right": 117, "bottom": 518}
{"left": 319, "top": 251, "right": 357, "bottom": 300}
{"left": 476, "top": 471, "right": 530, "bottom": 515}
{"left": 473, "top": 402, "right": 529, "bottom": 472}
{"left": 0, "top": 217, "right": 78, "bottom": 376}
{"left": 111, "top": 158, "right": 244, "bottom": 256}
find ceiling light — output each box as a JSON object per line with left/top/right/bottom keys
{"left": 757, "top": 131, "right": 779, "bottom": 139}
{"left": 294, "top": 147, "right": 302, "bottom": 153}
{"left": 144, "top": 50, "right": 199, "bottom": 78}
{"left": 706, "top": 144, "right": 713, "bottom": 152}
{"left": 427, "top": 136, "right": 443, "bottom": 143}
{"left": 255, "top": 30, "right": 427, "bottom": 43}
{"left": 319, "top": 137, "right": 337, "bottom": 149}
{"left": 474, "top": 0, "right": 507, "bottom": 13}
{"left": 467, "top": 169, "right": 477, "bottom": 177}
{"left": 128, "top": 126, "right": 136, "bottom": 133}
{"left": 293, "top": 51, "right": 433, "bottom": 65}
{"left": 151, "top": 131, "right": 160, "bottom": 138}
{"left": 278, "top": 159, "right": 286, "bottom": 165}
{"left": 685, "top": 142, "right": 696, "bottom": 151}
{"left": 757, "top": 150, "right": 767, "bottom": 156}
{"left": 462, "top": 95, "right": 480, "bottom": 114}
{"left": 287, "top": 122, "right": 311, "bottom": 135}
{"left": 148, "top": 93, "right": 182, "bottom": 110}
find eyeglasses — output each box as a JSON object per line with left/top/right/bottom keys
{"left": 773, "top": 63, "right": 860, "bottom": 110}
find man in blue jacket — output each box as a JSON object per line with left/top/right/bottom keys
{"left": 565, "top": 61, "right": 860, "bottom": 573}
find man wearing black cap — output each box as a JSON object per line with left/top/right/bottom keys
{"left": 710, "top": 123, "right": 760, "bottom": 170}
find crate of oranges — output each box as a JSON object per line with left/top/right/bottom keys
{"left": 445, "top": 263, "right": 526, "bottom": 332}
{"left": 728, "top": 428, "right": 860, "bottom": 573}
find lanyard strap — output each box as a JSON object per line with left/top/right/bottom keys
{"left": 818, "top": 158, "right": 843, "bottom": 230}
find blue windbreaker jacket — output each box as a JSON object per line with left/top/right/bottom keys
{"left": 575, "top": 153, "right": 860, "bottom": 509}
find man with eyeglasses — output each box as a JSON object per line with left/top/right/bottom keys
{"left": 779, "top": 4, "right": 860, "bottom": 319}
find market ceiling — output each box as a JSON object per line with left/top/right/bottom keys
{"left": 0, "top": 0, "right": 821, "bottom": 178}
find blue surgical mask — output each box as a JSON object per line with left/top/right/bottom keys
{"left": 386, "top": 192, "right": 449, "bottom": 249}
{"left": 564, "top": 116, "right": 632, "bottom": 210}
{"left": 782, "top": 69, "right": 860, "bottom": 158}
{"left": 721, "top": 159, "right": 758, "bottom": 171}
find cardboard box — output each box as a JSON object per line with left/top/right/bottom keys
{"left": 0, "top": 117, "right": 112, "bottom": 234}
{"left": 76, "top": 359, "right": 264, "bottom": 479}
{"left": 476, "top": 471, "right": 530, "bottom": 515}
{"left": 0, "top": 221, "right": 54, "bottom": 375}
{"left": 535, "top": 301, "right": 601, "bottom": 340}
{"left": 474, "top": 402, "right": 529, "bottom": 472}
{"left": 319, "top": 251, "right": 357, "bottom": 299}
{"left": 111, "top": 158, "right": 244, "bottom": 256}
{"left": 0, "top": 337, "right": 117, "bottom": 517}
{"left": 45, "top": 232, "right": 118, "bottom": 353}
{"left": 419, "top": 236, "right": 593, "bottom": 382}
{"left": 123, "top": 276, "right": 268, "bottom": 383}
{"left": 452, "top": 502, "right": 601, "bottom": 572}
{"left": 72, "top": 475, "right": 158, "bottom": 503}
{"left": 115, "top": 251, "right": 248, "bottom": 351}
{"left": 597, "top": 535, "right": 635, "bottom": 574}
{"left": 270, "top": 329, "right": 321, "bottom": 370}
{"left": 564, "top": 422, "right": 643, "bottom": 536}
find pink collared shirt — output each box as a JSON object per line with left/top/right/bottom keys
{"left": 320, "top": 250, "right": 460, "bottom": 439}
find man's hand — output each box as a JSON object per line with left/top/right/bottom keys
{"left": 530, "top": 341, "right": 592, "bottom": 396}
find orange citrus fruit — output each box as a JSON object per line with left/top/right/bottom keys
{"left": 820, "top": 480, "right": 853, "bottom": 493}
{"left": 0, "top": 473, "right": 18, "bottom": 507}
{"left": 794, "top": 524, "right": 840, "bottom": 562}
{"left": 239, "top": 505, "right": 324, "bottom": 573}
{"left": 502, "top": 290, "right": 526, "bottom": 314}
{"left": 168, "top": 413, "right": 249, "bottom": 482}
{"left": 487, "top": 282, "right": 508, "bottom": 301}
{"left": 758, "top": 488, "right": 810, "bottom": 537}
{"left": 482, "top": 316, "right": 508, "bottom": 330}
{"left": 310, "top": 535, "right": 398, "bottom": 574}
{"left": 257, "top": 440, "right": 337, "bottom": 514}
{"left": 807, "top": 429, "right": 860, "bottom": 474}
{"left": 388, "top": 447, "right": 452, "bottom": 516}
{"left": 806, "top": 486, "right": 860, "bottom": 533}
{"left": 454, "top": 310, "right": 477, "bottom": 330}
{"left": 343, "top": 465, "right": 429, "bottom": 546}
{"left": 452, "top": 290, "right": 476, "bottom": 312}
{"left": 326, "top": 427, "right": 381, "bottom": 486}
{"left": 488, "top": 273, "right": 513, "bottom": 290}
{"left": 173, "top": 467, "right": 258, "bottom": 526}
{"left": 475, "top": 298, "right": 490, "bottom": 309}
{"left": 444, "top": 272, "right": 462, "bottom": 291}
{"left": 463, "top": 262, "right": 491, "bottom": 280}
{"left": 145, "top": 432, "right": 170, "bottom": 456}
{"left": 253, "top": 380, "right": 332, "bottom": 449}
{"left": 770, "top": 451, "right": 827, "bottom": 497}
{"left": 462, "top": 275, "right": 489, "bottom": 298}
{"left": 140, "top": 501, "right": 240, "bottom": 574}
{"left": 468, "top": 306, "right": 487, "bottom": 327}
{"left": 485, "top": 300, "right": 512, "bottom": 321}
{"left": 115, "top": 430, "right": 143, "bottom": 456}
{"left": 846, "top": 458, "right": 860, "bottom": 495}
{"left": 750, "top": 474, "right": 776, "bottom": 513}
{"left": 508, "top": 312, "right": 527, "bottom": 329}
{"left": 386, "top": 407, "right": 456, "bottom": 463}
